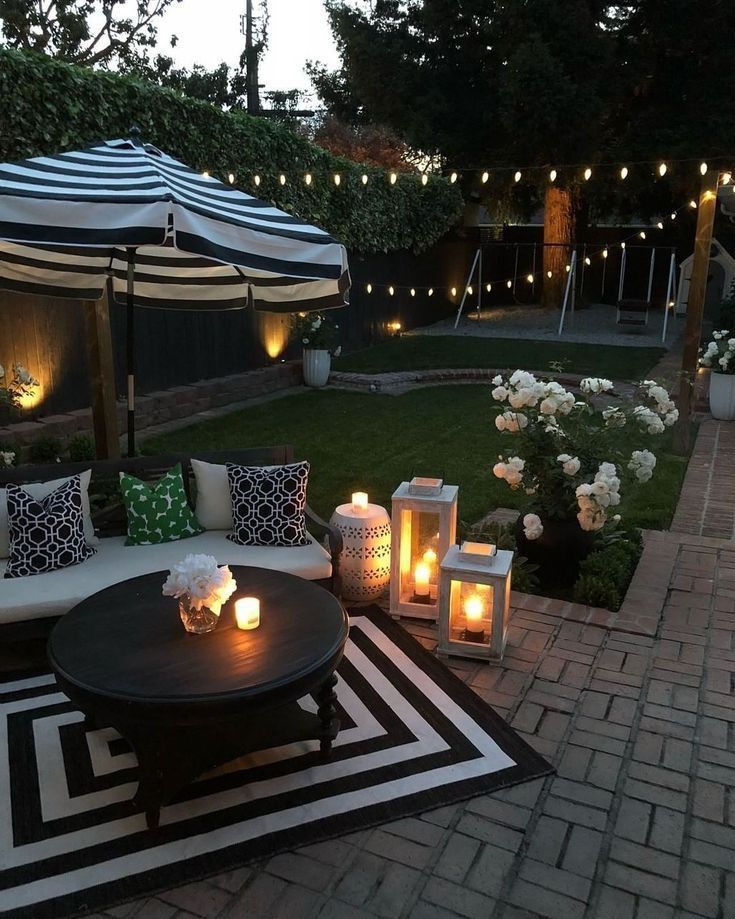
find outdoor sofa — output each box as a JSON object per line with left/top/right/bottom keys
{"left": 0, "top": 446, "right": 342, "bottom": 639}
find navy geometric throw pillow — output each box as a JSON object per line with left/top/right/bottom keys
{"left": 226, "top": 461, "right": 310, "bottom": 547}
{"left": 4, "top": 476, "right": 96, "bottom": 578}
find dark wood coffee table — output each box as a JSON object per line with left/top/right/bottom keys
{"left": 47, "top": 566, "right": 349, "bottom": 829}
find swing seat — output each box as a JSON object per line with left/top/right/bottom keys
{"left": 616, "top": 299, "right": 650, "bottom": 326}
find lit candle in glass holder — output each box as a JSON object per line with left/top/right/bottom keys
{"left": 413, "top": 562, "right": 431, "bottom": 602}
{"left": 463, "top": 594, "right": 485, "bottom": 642}
{"left": 351, "top": 491, "right": 369, "bottom": 514}
{"left": 235, "top": 597, "right": 260, "bottom": 630}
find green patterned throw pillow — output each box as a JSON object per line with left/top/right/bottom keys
{"left": 120, "top": 464, "right": 203, "bottom": 546}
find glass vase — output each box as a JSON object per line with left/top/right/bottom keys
{"left": 178, "top": 596, "right": 219, "bottom": 634}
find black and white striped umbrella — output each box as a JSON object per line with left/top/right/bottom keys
{"left": 0, "top": 135, "right": 350, "bottom": 453}
{"left": 0, "top": 136, "right": 350, "bottom": 312}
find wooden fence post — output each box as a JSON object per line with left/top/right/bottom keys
{"left": 84, "top": 293, "right": 120, "bottom": 459}
{"left": 675, "top": 170, "right": 719, "bottom": 453}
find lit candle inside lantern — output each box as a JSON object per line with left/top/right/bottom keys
{"left": 422, "top": 547, "right": 437, "bottom": 573}
{"left": 414, "top": 562, "right": 431, "bottom": 599}
{"left": 464, "top": 594, "right": 484, "bottom": 624}
{"left": 235, "top": 597, "right": 260, "bottom": 630}
{"left": 463, "top": 593, "right": 485, "bottom": 642}
{"left": 352, "top": 491, "right": 369, "bottom": 514}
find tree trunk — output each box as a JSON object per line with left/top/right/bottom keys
{"left": 542, "top": 186, "right": 576, "bottom": 309}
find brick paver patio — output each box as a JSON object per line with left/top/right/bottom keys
{"left": 57, "top": 420, "right": 735, "bottom": 919}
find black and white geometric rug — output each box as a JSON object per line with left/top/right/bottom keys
{"left": 0, "top": 607, "right": 551, "bottom": 919}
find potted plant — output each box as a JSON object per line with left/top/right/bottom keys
{"left": 700, "top": 330, "right": 735, "bottom": 420}
{"left": 490, "top": 372, "right": 677, "bottom": 586}
{"left": 292, "top": 313, "right": 341, "bottom": 388}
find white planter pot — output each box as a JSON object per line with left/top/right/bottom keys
{"left": 709, "top": 372, "right": 735, "bottom": 420}
{"left": 302, "top": 349, "right": 331, "bottom": 388}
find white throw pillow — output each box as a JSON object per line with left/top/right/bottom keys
{"left": 0, "top": 469, "right": 98, "bottom": 558}
{"left": 191, "top": 459, "right": 232, "bottom": 530}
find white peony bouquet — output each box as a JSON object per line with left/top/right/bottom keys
{"left": 162, "top": 554, "right": 237, "bottom": 614}
{"left": 490, "top": 371, "right": 676, "bottom": 538}
{"left": 700, "top": 330, "right": 735, "bottom": 374}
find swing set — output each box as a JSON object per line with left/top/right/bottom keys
{"left": 453, "top": 240, "right": 679, "bottom": 344}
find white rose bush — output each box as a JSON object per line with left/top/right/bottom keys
{"left": 489, "top": 370, "right": 676, "bottom": 583}
{"left": 0, "top": 363, "right": 40, "bottom": 422}
{"left": 700, "top": 330, "right": 735, "bottom": 374}
{"left": 291, "top": 312, "right": 340, "bottom": 352}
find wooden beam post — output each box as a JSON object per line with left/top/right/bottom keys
{"left": 675, "top": 170, "right": 719, "bottom": 453}
{"left": 84, "top": 292, "right": 120, "bottom": 459}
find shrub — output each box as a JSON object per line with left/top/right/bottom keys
{"left": 0, "top": 49, "right": 463, "bottom": 256}
{"left": 68, "top": 433, "right": 96, "bottom": 462}
{"left": 573, "top": 532, "right": 642, "bottom": 611}
{"left": 27, "top": 437, "right": 63, "bottom": 464}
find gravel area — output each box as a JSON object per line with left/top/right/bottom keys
{"left": 413, "top": 302, "right": 685, "bottom": 349}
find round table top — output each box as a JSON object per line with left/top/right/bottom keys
{"left": 48, "top": 567, "right": 348, "bottom": 706}
{"left": 332, "top": 502, "right": 390, "bottom": 522}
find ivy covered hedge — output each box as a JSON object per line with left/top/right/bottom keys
{"left": 0, "top": 50, "right": 464, "bottom": 254}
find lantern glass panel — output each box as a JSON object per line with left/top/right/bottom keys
{"left": 399, "top": 508, "right": 440, "bottom": 604}
{"left": 449, "top": 579, "right": 494, "bottom": 646}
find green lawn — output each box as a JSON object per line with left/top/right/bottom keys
{"left": 144, "top": 386, "right": 689, "bottom": 532}
{"left": 334, "top": 335, "right": 665, "bottom": 381}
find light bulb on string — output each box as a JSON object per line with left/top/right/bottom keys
{"left": 722, "top": 172, "right": 732, "bottom": 185}
{"left": 450, "top": 172, "right": 458, "bottom": 183}
{"left": 486, "top": 283, "right": 492, "bottom": 292}
{"left": 620, "top": 166, "right": 628, "bottom": 180}
{"left": 305, "top": 173, "right": 312, "bottom": 185}
{"left": 361, "top": 174, "right": 368, "bottom": 185}
{"left": 481, "top": 171, "right": 489, "bottom": 184}
{"left": 584, "top": 257, "right": 591, "bottom": 266}
{"left": 253, "top": 175, "right": 261, "bottom": 186}
{"left": 451, "top": 287, "right": 457, "bottom": 297}
{"left": 467, "top": 285, "right": 473, "bottom": 295}
{"left": 334, "top": 173, "right": 341, "bottom": 186}
{"left": 388, "top": 285, "right": 395, "bottom": 296}
{"left": 658, "top": 163, "right": 667, "bottom": 177}
{"left": 549, "top": 169, "right": 557, "bottom": 182}
{"left": 228, "top": 173, "right": 235, "bottom": 184}
{"left": 700, "top": 162, "right": 708, "bottom": 175}
{"left": 565, "top": 265, "right": 571, "bottom": 272}
{"left": 366, "top": 283, "right": 372, "bottom": 294}
{"left": 639, "top": 231, "right": 646, "bottom": 239}
{"left": 689, "top": 199, "right": 697, "bottom": 209}
{"left": 547, "top": 270, "right": 553, "bottom": 278}
{"left": 410, "top": 288, "right": 416, "bottom": 296}
{"left": 526, "top": 274, "right": 534, "bottom": 283}
{"left": 202, "top": 171, "right": 210, "bottom": 178}
{"left": 621, "top": 241, "right": 626, "bottom": 249}
{"left": 671, "top": 212, "right": 677, "bottom": 220}
{"left": 389, "top": 172, "right": 397, "bottom": 185}
{"left": 279, "top": 174, "right": 286, "bottom": 185}
{"left": 506, "top": 279, "right": 512, "bottom": 289}
{"left": 514, "top": 170, "right": 522, "bottom": 183}
{"left": 602, "top": 248, "right": 609, "bottom": 258}
{"left": 584, "top": 167, "right": 592, "bottom": 181}
{"left": 428, "top": 288, "right": 434, "bottom": 297}
{"left": 421, "top": 174, "right": 428, "bottom": 186}
{"left": 657, "top": 221, "right": 664, "bottom": 229}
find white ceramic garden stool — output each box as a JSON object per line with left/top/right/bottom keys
{"left": 330, "top": 502, "right": 392, "bottom": 602}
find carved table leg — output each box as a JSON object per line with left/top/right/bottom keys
{"left": 315, "top": 673, "right": 340, "bottom": 760}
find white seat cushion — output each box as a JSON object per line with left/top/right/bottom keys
{"left": 0, "top": 531, "right": 332, "bottom": 624}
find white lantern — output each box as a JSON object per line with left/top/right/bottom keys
{"left": 437, "top": 543, "right": 513, "bottom": 660}
{"left": 389, "top": 479, "right": 458, "bottom": 620}
{"left": 330, "top": 496, "right": 391, "bottom": 602}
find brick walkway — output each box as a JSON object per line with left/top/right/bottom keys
{"left": 78, "top": 422, "right": 735, "bottom": 919}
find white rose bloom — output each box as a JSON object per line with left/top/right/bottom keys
{"left": 539, "top": 397, "right": 559, "bottom": 415}
{"left": 714, "top": 331, "right": 723, "bottom": 340}
{"left": 0, "top": 451, "right": 14, "bottom": 466}
{"left": 728, "top": 339, "right": 735, "bottom": 349}
{"left": 493, "top": 462, "right": 507, "bottom": 479}
{"left": 508, "top": 390, "right": 527, "bottom": 409}
{"left": 598, "top": 462, "right": 617, "bottom": 478}
{"left": 492, "top": 385, "right": 509, "bottom": 402}
{"left": 576, "top": 483, "right": 593, "bottom": 497}
{"left": 492, "top": 374, "right": 504, "bottom": 385}
{"left": 523, "top": 513, "right": 544, "bottom": 540}
{"left": 609, "top": 492, "right": 621, "bottom": 506}
{"left": 564, "top": 457, "right": 580, "bottom": 476}
{"left": 591, "top": 481, "right": 610, "bottom": 495}
{"left": 507, "top": 456, "right": 525, "bottom": 472}
{"left": 495, "top": 415, "right": 507, "bottom": 432}
{"left": 557, "top": 453, "right": 572, "bottom": 463}
{"left": 719, "top": 356, "right": 729, "bottom": 369}
{"left": 505, "top": 468, "right": 524, "bottom": 487}
{"left": 17, "top": 366, "right": 32, "bottom": 385}
{"left": 635, "top": 467, "right": 653, "bottom": 482}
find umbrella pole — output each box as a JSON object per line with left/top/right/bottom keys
{"left": 126, "top": 248, "right": 136, "bottom": 457}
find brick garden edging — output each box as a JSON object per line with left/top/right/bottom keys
{"left": 0, "top": 361, "right": 301, "bottom": 449}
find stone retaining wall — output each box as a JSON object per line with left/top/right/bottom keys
{"left": 0, "top": 361, "right": 301, "bottom": 448}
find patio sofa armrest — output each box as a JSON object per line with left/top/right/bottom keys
{"left": 306, "top": 504, "right": 343, "bottom": 597}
